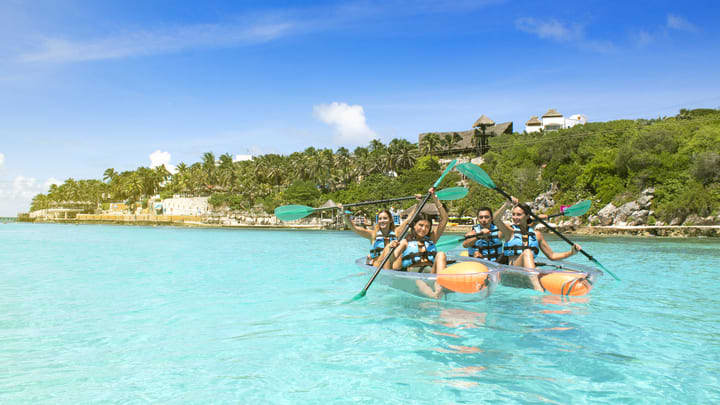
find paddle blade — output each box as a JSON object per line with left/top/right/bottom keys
{"left": 350, "top": 290, "right": 366, "bottom": 302}
{"left": 435, "top": 237, "right": 466, "bottom": 250}
{"left": 274, "top": 205, "right": 315, "bottom": 221}
{"left": 436, "top": 187, "right": 469, "bottom": 201}
{"left": 456, "top": 163, "right": 496, "bottom": 189}
{"left": 433, "top": 159, "right": 458, "bottom": 188}
{"left": 562, "top": 200, "right": 591, "bottom": 217}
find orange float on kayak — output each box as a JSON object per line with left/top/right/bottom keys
{"left": 437, "top": 261, "right": 489, "bottom": 294}
{"left": 539, "top": 272, "right": 591, "bottom": 296}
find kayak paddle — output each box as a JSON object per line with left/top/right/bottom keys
{"left": 274, "top": 186, "right": 467, "bottom": 221}
{"left": 548, "top": 200, "right": 591, "bottom": 219}
{"left": 351, "top": 159, "right": 458, "bottom": 301}
{"left": 456, "top": 162, "right": 619, "bottom": 281}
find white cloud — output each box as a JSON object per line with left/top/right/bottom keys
{"left": 234, "top": 154, "right": 253, "bottom": 162}
{"left": 0, "top": 175, "right": 63, "bottom": 215}
{"left": 632, "top": 30, "right": 654, "bottom": 47}
{"left": 515, "top": 17, "right": 615, "bottom": 53}
{"left": 313, "top": 102, "right": 377, "bottom": 145}
{"left": 19, "top": 21, "right": 296, "bottom": 63}
{"left": 44, "top": 177, "right": 62, "bottom": 188}
{"left": 0, "top": 152, "right": 4, "bottom": 168}
{"left": 515, "top": 18, "right": 583, "bottom": 42}
{"left": 149, "top": 150, "right": 177, "bottom": 174}
{"left": 667, "top": 14, "right": 697, "bottom": 32}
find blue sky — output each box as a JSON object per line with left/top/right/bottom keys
{"left": 1, "top": 0, "right": 719, "bottom": 215}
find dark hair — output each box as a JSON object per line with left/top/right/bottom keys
{"left": 477, "top": 207, "right": 493, "bottom": 218}
{"left": 512, "top": 204, "right": 534, "bottom": 225}
{"left": 376, "top": 209, "right": 396, "bottom": 231}
{"left": 409, "top": 214, "right": 433, "bottom": 240}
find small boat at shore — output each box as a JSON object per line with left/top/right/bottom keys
{"left": 450, "top": 252, "right": 603, "bottom": 296}
{"left": 354, "top": 257, "right": 499, "bottom": 302}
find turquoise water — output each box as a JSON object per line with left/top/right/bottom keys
{"left": 1, "top": 223, "right": 719, "bottom": 403}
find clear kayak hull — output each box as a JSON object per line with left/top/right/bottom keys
{"left": 354, "top": 257, "right": 499, "bottom": 302}
{"left": 449, "top": 253, "right": 603, "bottom": 296}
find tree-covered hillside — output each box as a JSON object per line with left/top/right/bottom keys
{"left": 30, "top": 108, "right": 720, "bottom": 223}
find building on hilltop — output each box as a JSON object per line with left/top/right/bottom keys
{"left": 418, "top": 115, "right": 513, "bottom": 157}
{"left": 524, "top": 109, "right": 588, "bottom": 133}
{"left": 524, "top": 116, "right": 543, "bottom": 133}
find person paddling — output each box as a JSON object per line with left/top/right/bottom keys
{"left": 462, "top": 207, "right": 504, "bottom": 261}
{"left": 338, "top": 197, "right": 418, "bottom": 269}
{"left": 494, "top": 196, "right": 581, "bottom": 290}
{"left": 387, "top": 188, "right": 449, "bottom": 298}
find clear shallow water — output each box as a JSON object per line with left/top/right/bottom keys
{"left": 1, "top": 223, "right": 719, "bottom": 404}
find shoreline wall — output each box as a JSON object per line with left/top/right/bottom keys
{"left": 19, "top": 215, "right": 720, "bottom": 237}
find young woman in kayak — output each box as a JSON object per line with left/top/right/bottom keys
{"left": 338, "top": 198, "right": 418, "bottom": 269}
{"left": 462, "top": 206, "right": 504, "bottom": 261}
{"left": 494, "top": 196, "right": 581, "bottom": 290}
{"left": 387, "top": 188, "right": 449, "bottom": 298}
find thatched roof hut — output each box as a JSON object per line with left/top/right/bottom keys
{"left": 401, "top": 203, "right": 440, "bottom": 217}
{"left": 319, "top": 200, "right": 338, "bottom": 209}
{"left": 473, "top": 115, "right": 495, "bottom": 127}
{"left": 525, "top": 116, "right": 542, "bottom": 126}
{"left": 542, "top": 109, "right": 563, "bottom": 118}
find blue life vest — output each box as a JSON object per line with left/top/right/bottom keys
{"left": 503, "top": 224, "right": 539, "bottom": 258}
{"left": 467, "top": 224, "right": 503, "bottom": 261}
{"left": 370, "top": 229, "right": 397, "bottom": 259}
{"left": 401, "top": 236, "right": 437, "bottom": 269}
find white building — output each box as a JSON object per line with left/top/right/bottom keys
{"left": 565, "top": 114, "right": 588, "bottom": 128}
{"left": 541, "top": 109, "right": 565, "bottom": 131}
{"left": 524, "top": 109, "right": 588, "bottom": 133}
{"left": 161, "top": 196, "right": 210, "bottom": 216}
{"left": 524, "top": 116, "right": 543, "bottom": 133}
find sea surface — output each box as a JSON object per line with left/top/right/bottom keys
{"left": 1, "top": 223, "right": 719, "bottom": 404}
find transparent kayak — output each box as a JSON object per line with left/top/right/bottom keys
{"left": 449, "top": 252, "right": 604, "bottom": 296}
{"left": 354, "top": 257, "right": 499, "bottom": 302}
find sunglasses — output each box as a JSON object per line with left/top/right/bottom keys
{"left": 477, "top": 215, "right": 491, "bottom": 219}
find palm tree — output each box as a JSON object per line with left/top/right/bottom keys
{"left": 103, "top": 168, "right": 117, "bottom": 183}
{"left": 202, "top": 152, "right": 217, "bottom": 187}
{"left": 420, "top": 133, "right": 440, "bottom": 156}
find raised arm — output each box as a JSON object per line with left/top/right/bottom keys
{"left": 536, "top": 230, "right": 580, "bottom": 261}
{"left": 493, "top": 197, "right": 517, "bottom": 242}
{"left": 395, "top": 194, "right": 422, "bottom": 236}
{"left": 431, "top": 188, "right": 449, "bottom": 243}
{"left": 338, "top": 204, "right": 374, "bottom": 240}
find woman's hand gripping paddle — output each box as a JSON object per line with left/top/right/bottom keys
{"left": 274, "top": 187, "right": 468, "bottom": 221}
{"left": 456, "top": 162, "right": 619, "bottom": 281}
{"left": 350, "top": 159, "right": 458, "bottom": 301}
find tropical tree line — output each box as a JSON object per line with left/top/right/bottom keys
{"left": 30, "top": 108, "right": 720, "bottom": 223}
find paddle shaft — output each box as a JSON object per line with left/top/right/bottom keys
{"left": 493, "top": 188, "right": 597, "bottom": 263}
{"left": 359, "top": 192, "right": 433, "bottom": 294}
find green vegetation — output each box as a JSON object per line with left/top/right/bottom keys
{"left": 30, "top": 109, "right": 720, "bottom": 223}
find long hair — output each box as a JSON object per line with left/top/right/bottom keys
{"left": 374, "top": 209, "right": 396, "bottom": 234}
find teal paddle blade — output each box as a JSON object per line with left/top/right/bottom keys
{"left": 456, "top": 163, "right": 496, "bottom": 189}
{"left": 563, "top": 200, "right": 591, "bottom": 217}
{"left": 274, "top": 205, "right": 315, "bottom": 221}
{"left": 433, "top": 159, "right": 458, "bottom": 188}
{"left": 436, "top": 187, "right": 468, "bottom": 201}
{"left": 435, "top": 236, "right": 467, "bottom": 250}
